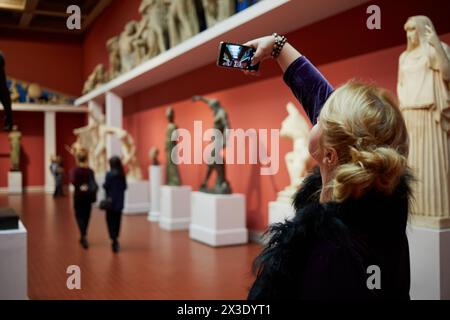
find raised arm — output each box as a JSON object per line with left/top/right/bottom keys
{"left": 245, "top": 35, "right": 334, "bottom": 124}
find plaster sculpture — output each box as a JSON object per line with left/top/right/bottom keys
{"left": 192, "top": 95, "right": 232, "bottom": 194}
{"left": 106, "top": 36, "right": 122, "bottom": 80}
{"left": 82, "top": 64, "right": 106, "bottom": 95}
{"left": 165, "top": 107, "right": 181, "bottom": 186}
{"left": 397, "top": 16, "right": 450, "bottom": 228}
{"left": 202, "top": 0, "right": 235, "bottom": 28}
{"left": 137, "top": 0, "right": 169, "bottom": 59}
{"left": 8, "top": 125, "right": 21, "bottom": 171}
{"left": 167, "top": 0, "right": 200, "bottom": 48}
{"left": 277, "top": 102, "right": 312, "bottom": 203}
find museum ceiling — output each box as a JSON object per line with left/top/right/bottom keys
{"left": 0, "top": 0, "right": 111, "bottom": 36}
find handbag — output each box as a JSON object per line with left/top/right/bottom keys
{"left": 100, "top": 197, "right": 113, "bottom": 211}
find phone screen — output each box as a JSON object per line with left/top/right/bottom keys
{"left": 217, "top": 42, "right": 260, "bottom": 71}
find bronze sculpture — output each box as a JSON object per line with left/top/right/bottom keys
{"left": 165, "top": 107, "right": 181, "bottom": 186}
{"left": 192, "top": 95, "right": 232, "bottom": 194}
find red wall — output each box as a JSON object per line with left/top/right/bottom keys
{"left": 0, "top": 35, "right": 83, "bottom": 96}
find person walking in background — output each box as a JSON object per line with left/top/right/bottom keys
{"left": 50, "top": 155, "right": 65, "bottom": 198}
{"left": 103, "top": 156, "right": 127, "bottom": 253}
{"left": 70, "top": 149, "right": 98, "bottom": 249}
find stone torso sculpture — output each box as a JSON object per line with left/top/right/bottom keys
{"left": 165, "top": 107, "right": 181, "bottom": 186}
{"left": 192, "top": 95, "right": 232, "bottom": 194}
{"left": 119, "top": 21, "right": 141, "bottom": 72}
{"left": 277, "top": 102, "right": 312, "bottom": 203}
{"left": 8, "top": 125, "right": 22, "bottom": 171}
{"left": 107, "top": 36, "right": 121, "bottom": 80}
{"left": 397, "top": 16, "right": 450, "bottom": 228}
{"left": 167, "top": 0, "right": 200, "bottom": 47}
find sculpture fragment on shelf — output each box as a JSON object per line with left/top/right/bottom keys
{"left": 106, "top": 36, "right": 122, "bottom": 80}
{"left": 167, "top": 0, "right": 200, "bottom": 48}
{"left": 82, "top": 64, "right": 107, "bottom": 95}
{"left": 202, "top": 0, "right": 235, "bottom": 28}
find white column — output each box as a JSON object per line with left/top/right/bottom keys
{"left": 88, "top": 100, "right": 102, "bottom": 126}
{"left": 44, "top": 111, "right": 56, "bottom": 194}
{"left": 105, "top": 92, "right": 123, "bottom": 158}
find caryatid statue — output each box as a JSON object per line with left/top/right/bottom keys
{"left": 167, "top": 0, "right": 200, "bottom": 48}
{"left": 165, "top": 107, "right": 181, "bottom": 186}
{"left": 8, "top": 125, "right": 22, "bottom": 171}
{"left": 192, "top": 95, "right": 232, "bottom": 194}
{"left": 202, "top": 0, "right": 235, "bottom": 28}
{"left": 397, "top": 16, "right": 450, "bottom": 228}
{"left": 277, "top": 102, "right": 312, "bottom": 203}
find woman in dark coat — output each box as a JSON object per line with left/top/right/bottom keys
{"left": 103, "top": 156, "right": 127, "bottom": 253}
{"left": 70, "top": 150, "right": 97, "bottom": 249}
{"left": 245, "top": 35, "right": 412, "bottom": 300}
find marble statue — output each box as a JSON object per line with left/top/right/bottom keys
{"left": 192, "top": 95, "right": 232, "bottom": 194}
{"left": 277, "top": 102, "right": 312, "bottom": 203}
{"left": 8, "top": 125, "right": 22, "bottom": 171}
{"left": 82, "top": 64, "right": 106, "bottom": 95}
{"left": 72, "top": 109, "right": 106, "bottom": 173}
{"left": 137, "top": 0, "right": 169, "bottom": 59}
{"left": 202, "top": 0, "right": 235, "bottom": 28}
{"left": 397, "top": 16, "right": 450, "bottom": 228}
{"left": 119, "top": 21, "right": 142, "bottom": 72}
{"left": 165, "top": 107, "right": 181, "bottom": 186}
{"left": 150, "top": 147, "right": 160, "bottom": 166}
{"left": 106, "top": 36, "right": 122, "bottom": 79}
{"left": 167, "top": 0, "right": 200, "bottom": 48}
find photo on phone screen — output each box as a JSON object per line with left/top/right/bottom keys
{"left": 217, "top": 42, "right": 260, "bottom": 71}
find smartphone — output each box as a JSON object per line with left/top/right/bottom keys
{"left": 217, "top": 42, "right": 260, "bottom": 72}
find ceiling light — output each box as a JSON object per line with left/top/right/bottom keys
{"left": 0, "top": 0, "right": 27, "bottom": 11}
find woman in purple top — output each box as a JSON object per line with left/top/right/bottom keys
{"left": 245, "top": 35, "right": 412, "bottom": 300}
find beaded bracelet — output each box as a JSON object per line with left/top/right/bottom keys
{"left": 271, "top": 33, "right": 287, "bottom": 58}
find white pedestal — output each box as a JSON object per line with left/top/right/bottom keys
{"left": 148, "top": 166, "right": 162, "bottom": 222}
{"left": 190, "top": 192, "right": 248, "bottom": 247}
{"left": 159, "top": 186, "right": 191, "bottom": 230}
{"left": 124, "top": 180, "right": 150, "bottom": 215}
{"left": 268, "top": 201, "right": 295, "bottom": 225}
{"left": 8, "top": 172, "right": 23, "bottom": 194}
{"left": 408, "top": 225, "right": 450, "bottom": 300}
{"left": 0, "top": 221, "right": 27, "bottom": 300}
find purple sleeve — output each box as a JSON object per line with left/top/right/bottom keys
{"left": 283, "top": 56, "right": 334, "bottom": 124}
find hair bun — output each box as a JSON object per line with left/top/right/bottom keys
{"left": 333, "top": 147, "right": 407, "bottom": 200}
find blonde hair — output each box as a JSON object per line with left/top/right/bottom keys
{"left": 319, "top": 81, "right": 409, "bottom": 202}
